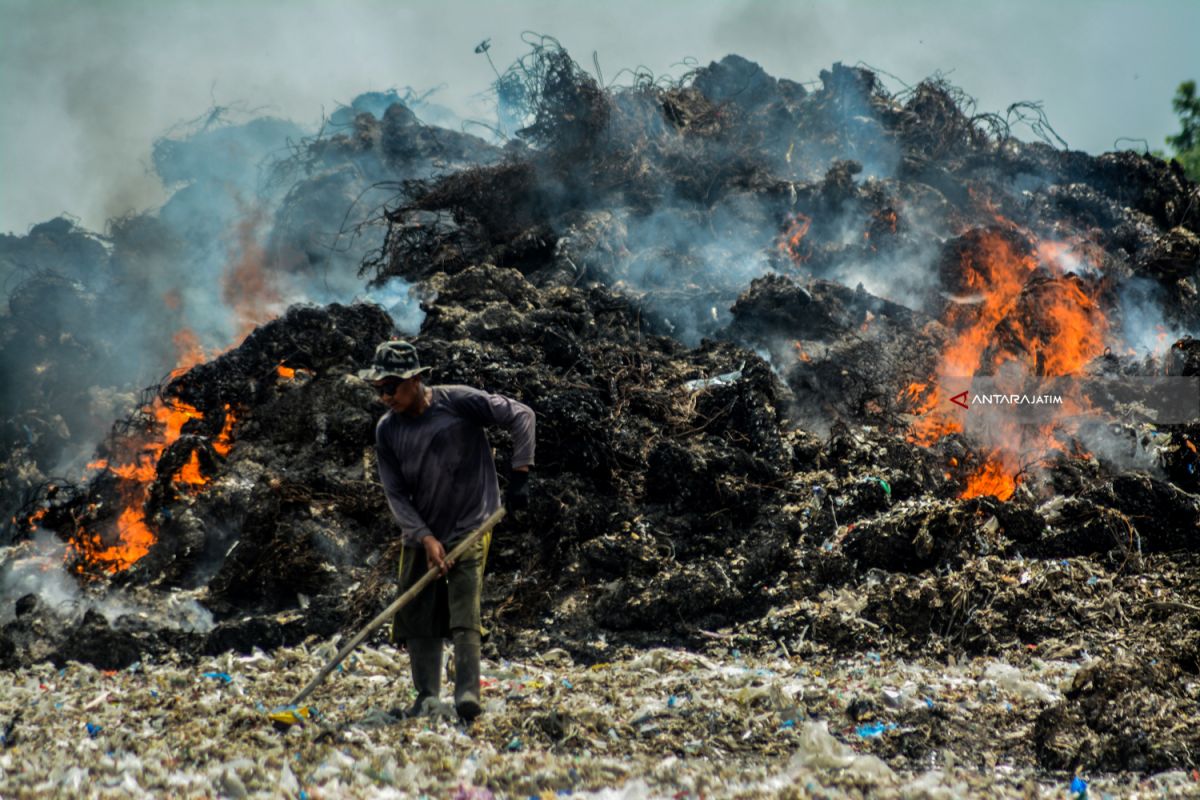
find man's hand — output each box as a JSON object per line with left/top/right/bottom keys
{"left": 421, "top": 535, "right": 453, "bottom": 576}
{"left": 506, "top": 466, "right": 530, "bottom": 511}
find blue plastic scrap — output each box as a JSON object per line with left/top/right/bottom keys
{"left": 201, "top": 671, "right": 233, "bottom": 684}
{"left": 85, "top": 722, "right": 102, "bottom": 738}
{"left": 1070, "top": 776, "right": 1088, "bottom": 796}
{"left": 854, "top": 722, "right": 897, "bottom": 738}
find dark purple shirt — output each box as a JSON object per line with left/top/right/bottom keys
{"left": 375, "top": 385, "right": 535, "bottom": 547}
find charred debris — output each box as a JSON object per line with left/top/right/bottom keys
{"left": 3, "top": 42, "right": 1200, "bottom": 774}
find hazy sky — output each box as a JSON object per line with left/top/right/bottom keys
{"left": 2, "top": 0, "right": 1197, "bottom": 234}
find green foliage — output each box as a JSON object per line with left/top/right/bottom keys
{"left": 1166, "top": 80, "right": 1200, "bottom": 182}
{"left": 1174, "top": 148, "right": 1200, "bottom": 182}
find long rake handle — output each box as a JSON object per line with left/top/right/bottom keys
{"left": 286, "top": 507, "right": 506, "bottom": 707}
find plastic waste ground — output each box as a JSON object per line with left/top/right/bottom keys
{"left": 1, "top": 644, "right": 1197, "bottom": 798}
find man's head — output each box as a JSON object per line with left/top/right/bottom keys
{"left": 374, "top": 374, "right": 426, "bottom": 415}
{"left": 358, "top": 340, "right": 432, "bottom": 414}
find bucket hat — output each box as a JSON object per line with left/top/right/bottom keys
{"left": 357, "top": 340, "right": 432, "bottom": 382}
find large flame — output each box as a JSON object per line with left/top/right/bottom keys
{"left": 903, "top": 229, "right": 1109, "bottom": 499}
{"left": 52, "top": 213, "right": 282, "bottom": 573}
{"left": 70, "top": 398, "right": 236, "bottom": 573}
{"left": 67, "top": 326, "right": 237, "bottom": 574}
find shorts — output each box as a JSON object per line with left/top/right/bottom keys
{"left": 390, "top": 530, "right": 491, "bottom": 641}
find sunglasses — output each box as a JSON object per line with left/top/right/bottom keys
{"left": 375, "top": 379, "right": 406, "bottom": 396}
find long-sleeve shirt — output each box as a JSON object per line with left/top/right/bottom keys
{"left": 375, "top": 384, "right": 535, "bottom": 548}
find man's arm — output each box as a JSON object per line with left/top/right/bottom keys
{"left": 450, "top": 387, "right": 536, "bottom": 469}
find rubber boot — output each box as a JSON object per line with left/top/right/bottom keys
{"left": 452, "top": 628, "right": 482, "bottom": 722}
{"left": 403, "top": 637, "right": 442, "bottom": 718}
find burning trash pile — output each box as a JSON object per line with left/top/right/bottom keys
{"left": 2, "top": 39, "right": 1200, "bottom": 794}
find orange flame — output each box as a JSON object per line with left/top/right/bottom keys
{"left": 212, "top": 407, "right": 235, "bottom": 457}
{"left": 962, "top": 458, "right": 1017, "bottom": 500}
{"left": 177, "top": 452, "right": 206, "bottom": 486}
{"left": 277, "top": 364, "right": 296, "bottom": 380}
{"left": 74, "top": 507, "right": 158, "bottom": 572}
{"left": 67, "top": 210, "right": 280, "bottom": 573}
{"left": 903, "top": 381, "right": 962, "bottom": 446}
{"left": 72, "top": 400, "right": 237, "bottom": 572}
{"left": 864, "top": 208, "right": 899, "bottom": 246}
{"left": 778, "top": 213, "right": 813, "bottom": 263}
{"left": 904, "top": 225, "right": 1109, "bottom": 498}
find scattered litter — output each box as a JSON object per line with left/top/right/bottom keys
{"left": 0, "top": 643, "right": 1176, "bottom": 797}
{"left": 682, "top": 363, "right": 745, "bottom": 391}
{"left": 267, "top": 705, "right": 316, "bottom": 727}
{"left": 983, "top": 663, "right": 1060, "bottom": 704}
{"left": 792, "top": 720, "right": 896, "bottom": 783}
{"left": 854, "top": 721, "right": 897, "bottom": 739}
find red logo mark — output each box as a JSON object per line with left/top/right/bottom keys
{"left": 950, "top": 391, "right": 969, "bottom": 409}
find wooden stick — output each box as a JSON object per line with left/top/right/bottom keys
{"left": 284, "top": 507, "right": 506, "bottom": 708}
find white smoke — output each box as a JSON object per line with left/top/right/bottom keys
{"left": 1117, "top": 277, "right": 1193, "bottom": 357}
{"left": 0, "top": 529, "right": 214, "bottom": 633}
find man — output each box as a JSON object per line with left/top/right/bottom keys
{"left": 358, "top": 340, "right": 535, "bottom": 722}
